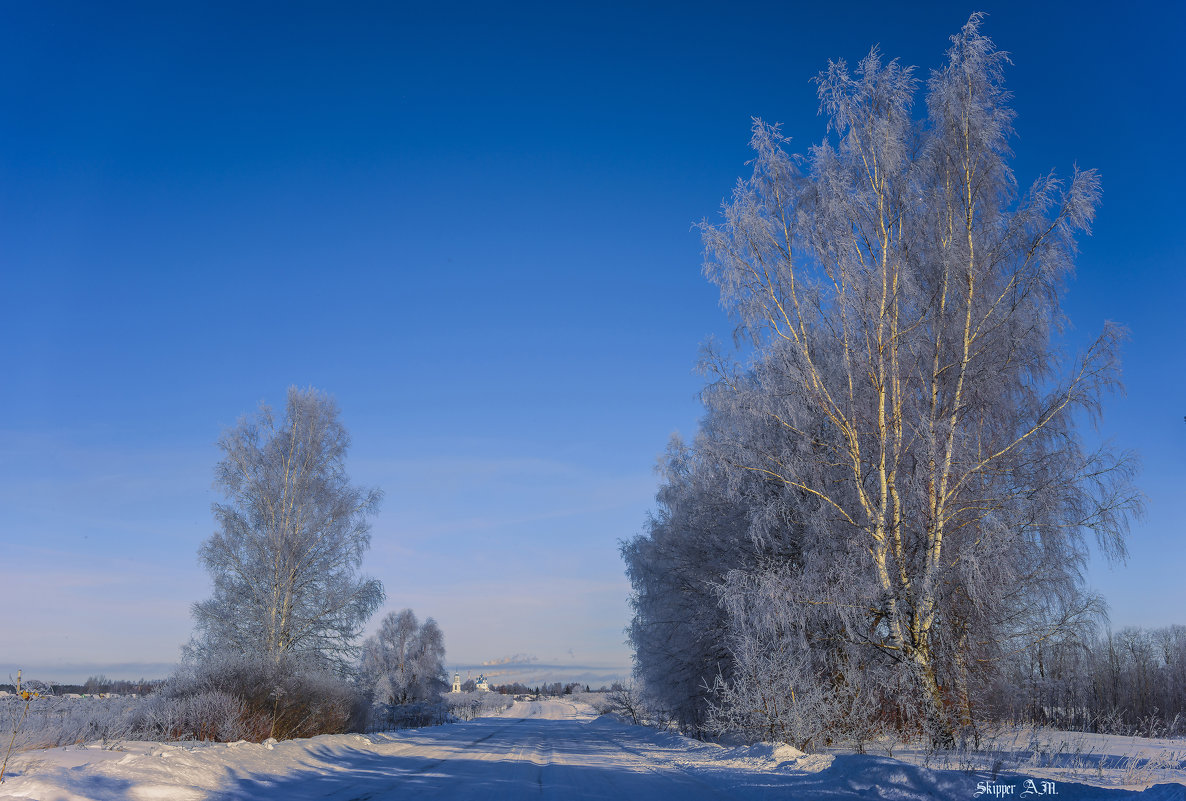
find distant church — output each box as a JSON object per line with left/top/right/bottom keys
{"left": 451, "top": 672, "right": 491, "bottom": 692}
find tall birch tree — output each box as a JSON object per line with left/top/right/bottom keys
{"left": 192, "top": 387, "right": 384, "bottom": 675}
{"left": 628, "top": 14, "right": 1141, "bottom": 745}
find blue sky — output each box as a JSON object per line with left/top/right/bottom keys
{"left": 1, "top": 1, "right": 1183, "bottom": 684}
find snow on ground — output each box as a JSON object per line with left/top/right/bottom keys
{"left": 888, "top": 727, "right": 1186, "bottom": 793}
{"left": 2, "top": 700, "right": 1184, "bottom": 800}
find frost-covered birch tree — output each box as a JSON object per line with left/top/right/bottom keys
{"left": 360, "top": 609, "right": 448, "bottom": 707}
{"left": 191, "top": 387, "right": 384, "bottom": 675}
{"left": 626, "top": 14, "right": 1141, "bottom": 746}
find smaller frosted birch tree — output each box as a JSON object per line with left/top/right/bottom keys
{"left": 360, "top": 609, "right": 448, "bottom": 706}
{"left": 192, "top": 387, "right": 384, "bottom": 675}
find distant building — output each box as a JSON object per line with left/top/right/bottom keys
{"left": 450, "top": 671, "right": 492, "bottom": 692}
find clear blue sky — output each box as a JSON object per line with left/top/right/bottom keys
{"left": 2, "top": 1, "right": 1183, "bottom": 684}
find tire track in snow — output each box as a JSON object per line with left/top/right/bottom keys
{"left": 581, "top": 724, "right": 734, "bottom": 800}
{"left": 338, "top": 716, "right": 530, "bottom": 801}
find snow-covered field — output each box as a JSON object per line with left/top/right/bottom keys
{"left": 2, "top": 700, "right": 1184, "bottom": 800}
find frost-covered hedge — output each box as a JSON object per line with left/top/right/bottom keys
{"left": 2, "top": 657, "right": 370, "bottom": 751}
{"left": 165, "top": 654, "right": 366, "bottom": 741}
{"left": 366, "top": 700, "right": 448, "bottom": 730}
{"left": 0, "top": 691, "right": 252, "bottom": 751}
{"left": 444, "top": 692, "right": 514, "bottom": 721}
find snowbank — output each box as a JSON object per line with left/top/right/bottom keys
{"left": 1, "top": 702, "right": 1183, "bottom": 800}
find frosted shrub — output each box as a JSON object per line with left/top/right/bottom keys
{"left": 167, "top": 653, "right": 366, "bottom": 741}
{"left": 569, "top": 692, "right": 615, "bottom": 715}
{"left": 708, "top": 647, "right": 834, "bottom": 751}
{"left": 0, "top": 689, "right": 254, "bottom": 750}
{"left": 1, "top": 661, "right": 369, "bottom": 752}
{"left": 368, "top": 700, "right": 448, "bottom": 730}
{"left": 132, "top": 691, "right": 250, "bottom": 743}
{"left": 0, "top": 690, "right": 192, "bottom": 754}
{"left": 443, "top": 692, "right": 513, "bottom": 722}
{"left": 604, "top": 683, "right": 650, "bottom": 726}
{"left": 1, "top": 694, "right": 145, "bottom": 752}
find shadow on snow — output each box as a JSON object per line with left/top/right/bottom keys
{"left": 206, "top": 717, "right": 1173, "bottom": 801}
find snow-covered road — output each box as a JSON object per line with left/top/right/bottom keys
{"left": 220, "top": 700, "right": 742, "bottom": 800}
{"left": 3, "top": 699, "right": 1184, "bottom": 799}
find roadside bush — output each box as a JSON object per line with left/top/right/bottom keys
{"left": 167, "top": 653, "right": 366, "bottom": 741}
{"left": 598, "top": 682, "right": 679, "bottom": 731}
{"left": 131, "top": 690, "right": 249, "bottom": 742}
{"left": 2, "top": 691, "right": 154, "bottom": 752}
{"left": 2, "top": 658, "right": 369, "bottom": 752}
{"left": 569, "top": 691, "right": 615, "bottom": 715}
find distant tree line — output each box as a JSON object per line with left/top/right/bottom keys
{"left": 446, "top": 680, "right": 596, "bottom": 697}
{"left": 0, "top": 677, "right": 164, "bottom": 696}
{"left": 79, "top": 676, "right": 163, "bottom": 696}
